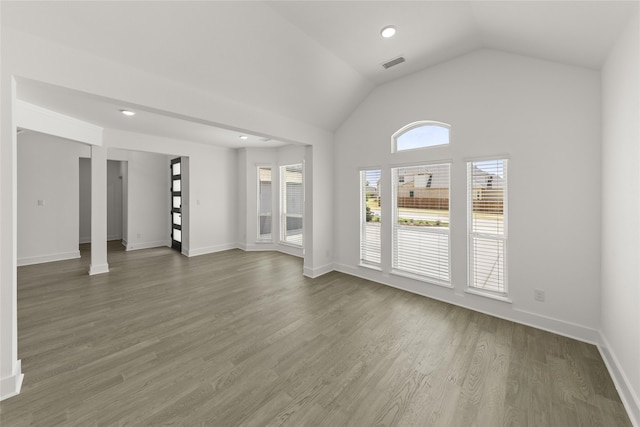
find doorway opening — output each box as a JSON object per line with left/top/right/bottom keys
{"left": 171, "top": 157, "right": 182, "bottom": 252}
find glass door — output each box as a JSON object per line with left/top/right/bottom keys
{"left": 171, "top": 158, "right": 182, "bottom": 252}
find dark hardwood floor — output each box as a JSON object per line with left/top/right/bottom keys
{"left": 0, "top": 242, "right": 632, "bottom": 426}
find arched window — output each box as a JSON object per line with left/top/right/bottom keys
{"left": 392, "top": 121, "right": 450, "bottom": 152}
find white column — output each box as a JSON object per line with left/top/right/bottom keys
{"left": 303, "top": 141, "right": 334, "bottom": 278}
{"left": 0, "top": 76, "right": 23, "bottom": 401}
{"left": 89, "top": 145, "right": 109, "bottom": 275}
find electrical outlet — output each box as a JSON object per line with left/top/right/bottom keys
{"left": 534, "top": 289, "right": 545, "bottom": 302}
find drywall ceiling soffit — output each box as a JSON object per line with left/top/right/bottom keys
{"left": 16, "top": 79, "right": 292, "bottom": 149}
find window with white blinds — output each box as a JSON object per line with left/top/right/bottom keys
{"left": 392, "top": 163, "right": 450, "bottom": 284}
{"left": 280, "top": 164, "right": 303, "bottom": 247}
{"left": 257, "top": 167, "right": 272, "bottom": 241}
{"left": 468, "top": 159, "right": 508, "bottom": 295}
{"left": 360, "top": 169, "right": 381, "bottom": 266}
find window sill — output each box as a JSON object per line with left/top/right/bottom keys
{"left": 464, "top": 288, "right": 512, "bottom": 303}
{"left": 359, "top": 263, "right": 382, "bottom": 272}
{"left": 391, "top": 269, "right": 453, "bottom": 289}
{"left": 279, "top": 241, "right": 303, "bottom": 249}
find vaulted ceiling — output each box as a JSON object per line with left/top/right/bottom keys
{"left": 3, "top": 1, "right": 637, "bottom": 145}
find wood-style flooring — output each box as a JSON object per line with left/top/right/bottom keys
{"left": 0, "top": 242, "right": 632, "bottom": 426}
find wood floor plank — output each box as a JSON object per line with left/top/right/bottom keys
{"left": 0, "top": 242, "right": 632, "bottom": 426}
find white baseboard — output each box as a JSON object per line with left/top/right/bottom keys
{"left": 276, "top": 244, "right": 303, "bottom": 258}
{"left": 121, "top": 239, "right": 128, "bottom": 248}
{"left": 89, "top": 263, "right": 109, "bottom": 275}
{"left": 245, "top": 242, "right": 278, "bottom": 252}
{"left": 79, "top": 236, "right": 91, "bottom": 244}
{"left": 125, "top": 240, "right": 170, "bottom": 251}
{"left": 598, "top": 334, "right": 640, "bottom": 427}
{"left": 333, "top": 263, "right": 600, "bottom": 344}
{"left": 17, "top": 250, "right": 80, "bottom": 266}
{"left": 303, "top": 263, "right": 334, "bottom": 278}
{"left": 185, "top": 243, "right": 238, "bottom": 257}
{"left": 0, "top": 360, "right": 23, "bottom": 401}
{"left": 107, "top": 234, "right": 121, "bottom": 241}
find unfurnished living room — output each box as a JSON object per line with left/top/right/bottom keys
{"left": 0, "top": 1, "right": 639, "bottom": 426}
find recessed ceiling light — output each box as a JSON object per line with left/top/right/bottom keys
{"left": 120, "top": 110, "right": 135, "bottom": 116}
{"left": 239, "top": 135, "right": 248, "bottom": 140}
{"left": 381, "top": 26, "right": 396, "bottom": 38}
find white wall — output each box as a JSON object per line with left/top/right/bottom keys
{"left": 104, "top": 129, "right": 238, "bottom": 257}
{"left": 17, "top": 131, "right": 90, "bottom": 265}
{"left": 334, "top": 49, "right": 602, "bottom": 341}
{"left": 106, "top": 160, "right": 123, "bottom": 241}
{"left": 601, "top": 11, "right": 640, "bottom": 425}
{"left": 124, "top": 151, "right": 170, "bottom": 251}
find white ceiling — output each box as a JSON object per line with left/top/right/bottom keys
{"left": 3, "top": 1, "right": 637, "bottom": 147}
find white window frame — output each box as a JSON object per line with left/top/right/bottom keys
{"left": 392, "top": 120, "right": 451, "bottom": 153}
{"left": 280, "top": 164, "right": 303, "bottom": 247}
{"left": 391, "top": 162, "right": 451, "bottom": 286}
{"left": 467, "top": 158, "right": 509, "bottom": 301}
{"left": 360, "top": 168, "right": 382, "bottom": 269}
{"left": 257, "top": 165, "right": 273, "bottom": 242}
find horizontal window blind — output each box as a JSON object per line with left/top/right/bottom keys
{"left": 468, "top": 159, "right": 508, "bottom": 294}
{"left": 281, "top": 164, "right": 303, "bottom": 247}
{"left": 258, "top": 167, "right": 272, "bottom": 241}
{"left": 360, "top": 169, "right": 381, "bottom": 266}
{"left": 392, "top": 163, "right": 450, "bottom": 283}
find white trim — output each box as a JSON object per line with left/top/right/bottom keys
{"left": 389, "top": 158, "right": 454, "bottom": 170}
{"left": 79, "top": 236, "right": 91, "bottom": 244}
{"left": 391, "top": 269, "right": 453, "bottom": 289}
{"left": 303, "top": 263, "right": 334, "bottom": 278}
{"left": 185, "top": 243, "right": 238, "bottom": 257}
{"left": 16, "top": 100, "right": 103, "bottom": 146}
{"left": 359, "top": 263, "right": 382, "bottom": 272}
{"left": 277, "top": 243, "right": 303, "bottom": 258}
{"left": 464, "top": 153, "right": 512, "bottom": 162}
{"left": 89, "top": 263, "right": 109, "bottom": 275}
{"left": 334, "top": 263, "right": 601, "bottom": 344}
{"left": 0, "top": 360, "right": 23, "bottom": 401}
{"left": 464, "top": 288, "right": 512, "bottom": 303}
{"left": 598, "top": 334, "right": 640, "bottom": 427}
{"left": 246, "top": 242, "right": 278, "bottom": 252}
{"left": 17, "top": 250, "right": 80, "bottom": 266}
{"left": 392, "top": 120, "right": 451, "bottom": 153}
{"left": 125, "top": 240, "right": 171, "bottom": 251}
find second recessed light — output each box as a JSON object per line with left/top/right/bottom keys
{"left": 239, "top": 135, "right": 248, "bottom": 140}
{"left": 381, "top": 26, "right": 396, "bottom": 38}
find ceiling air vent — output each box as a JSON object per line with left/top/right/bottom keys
{"left": 382, "top": 56, "right": 406, "bottom": 69}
